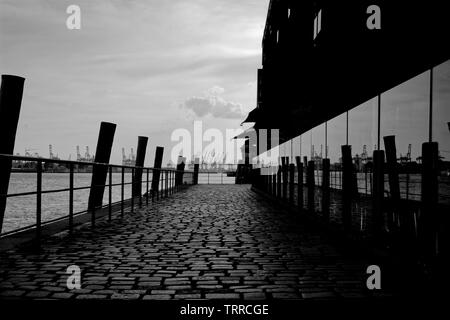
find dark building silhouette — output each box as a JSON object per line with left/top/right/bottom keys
{"left": 246, "top": 0, "right": 450, "bottom": 146}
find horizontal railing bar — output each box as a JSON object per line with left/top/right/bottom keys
{"left": 0, "top": 197, "right": 135, "bottom": 237}
{"left": 2, "top": 180, "right": 157, "bottom": 198}
{"left": 0, "top": 153, "right": 193, "bottom": 173}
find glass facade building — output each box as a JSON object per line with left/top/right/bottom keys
{"left": 248, "top": 0, "right": 450, "bottom": 260}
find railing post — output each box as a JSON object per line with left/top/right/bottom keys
{"left": 131, "top": 167, "right": 135, "bottom": 213}
{"left": 372, "top": 150, "right": 385, "bottom": 236}
{"left": 69, "top": 163, "right": 74, "bottom": 234}
{"left": 133, "top": 136, "right": 148, "bottom": 208}
{"left": 289, "top": 163, "right": 295, "bottom": 204}
{"left": 121, "top": 167, "right": 125, "bottom": 217}
{"left": 146, "top": 168, "right": 149, "bottom": 206}
{"left": 180, "top": 158, "right": 186, "bottom": 186}
{"left": 165, "top": 170, "right": 169, "bottom": 197}
{"left": 0, "top": 75, "right": 25, "bottom": 233}
{"left": 151, "top": 146, "right": 164, "bottom": 200}
{"left": 295, "top": 156, "right": 304, "bottom": 212}
{"left": 307, "top": 160, "right": 315, "bottom": 214}
{"left": 420, "top": 142, "right": 439, "bottom": 258}
{"left": 341, "top": 145, "right": 353, "bottom": 231}
{"left": 36, "top": 160, "right": 42, "bottom": 245}
{"left": 322, "top": 158, "right": 330, "bottom": 221}
{"left": 108, "top": 166, "right": 112, "bottom": 221}
{"left": 87, "top": 122, "right": 116, "bottom": 220}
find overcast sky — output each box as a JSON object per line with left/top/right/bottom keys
{"left": 0, "top": 0, "right": 267, "bottom": 165}
{"left": 1, "top": 0, "right": 449, "bottom": 166}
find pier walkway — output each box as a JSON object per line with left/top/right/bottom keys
{"left": 0, "top": 185, "right": 389, "bottom": 300}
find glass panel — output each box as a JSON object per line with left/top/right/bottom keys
{"left": 327, "top": 113, "right": 347, "bottom": 166}
{"left": 381, "top": 71, "right": 428, "bottom": 160}
{"left": 312, "top": 123, "right": 326, "bottom": 187}
{"left": 434, "top": 59, "right": 450, "bottom": 205}
{"left": 348, "top": 98, "right": 378, "bottom": 163}
{"left": 348, "top": 98, "right": 378, "bottom": 195}
{"left": 312, "top": 123, "right": 326, "bottom": 161}
{"left": 381, "top": 70, "right": 429, "bottom": 200}
{"left": 301, "top": 129, "right": 312, "bottom": 162}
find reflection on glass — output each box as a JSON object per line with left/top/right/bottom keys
{"left": 348, "top": 98, "right": 377, "bottom": 173}
{"left": 433, "top": 59, "right": 450, "bottom": 205}
{"left": 301, "top": 130, "right": 312, "bottom": 161}
{"left": 434, "top": 60, "right": 450, "bottom": 162}
{"left": 312, "top": 124, "right": 326, "bottom": 160}
{"left": 381, "top": 71, "right": 429, "bottom": 161}
{"left": 327, "top": 113, "right": 347, "bottom": 165}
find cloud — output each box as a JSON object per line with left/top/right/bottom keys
{"left": 183, "top": 86, "right": 244, "bottom": 119}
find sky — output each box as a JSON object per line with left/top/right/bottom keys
{"left": 1, "top": 0, "right": 449, "bottom": 167}
{"left": 0, "top": 0, "right": 268, "bottom": 165}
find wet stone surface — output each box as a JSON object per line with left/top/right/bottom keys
{"left": 0, "top": 185, "right": 388, "bottom": 300}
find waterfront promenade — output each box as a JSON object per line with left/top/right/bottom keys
{"left": 0, "top": 184, "right": 392, "bottom": 300}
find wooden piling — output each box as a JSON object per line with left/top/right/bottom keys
{"left": 272, "top": 169, "right": 277, "bottom": 197}
{"left": 132, "top": 136, "right": 148, "bottom": 201}
{"left": 372, "top": 150, "right": 385, "bottom": 235}
{"left": 87, "top": 122, "right": 116, "bottom": 225}
{"left": 289, "top": 163, "right": 295, "bottom": 204}
{"left": 307, "top": 160, "right": 315, "bottom": 214}
{"left": 420, "top": 142, "right": 439, "bottom": 258}
{"left": 151, "top": 146, "right": 164, "bottom": 200}
{"left": 277, "top": 165, "right": 282, "bottom": 198}
{"left": 193, "top": 158, "right": 200, "bottom": 185}
{"left": 295, "top": 156, "right": 304, "bottom": 211}
{"left": 0, "top": 75, "right": 25, "bottom": 233}
{"left": 341, "top": 145, "right": 353, "bottom": 230}
{"left": 322, "top": 158, "right": 330, "bottom": 221}
{"left": 282, "top": 157, "right": 288, "bottom": 201}
{"left": 383, "top": 135, "right": 400, "bottom": 232}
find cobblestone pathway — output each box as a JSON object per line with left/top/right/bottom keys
{"left": 0, "top": 185, "right": 383, "bottom": 300}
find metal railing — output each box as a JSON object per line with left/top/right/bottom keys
{"left": 0, "top": 154, "right": 194, "bottom": 240}
{"left": 197, "top": 171, "right": 236, "bottom": 185}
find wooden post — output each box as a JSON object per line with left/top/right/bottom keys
{"left": 341, "top": 145, "right": 353, "bottom": 230}
{"left": 180, "top": 157, "right": 186, "bottom": 185}
{"left": 132, "top": 136, "right": 148, "bottom": 200}
{"left": 272, "top": 168, "right": 277, "bottom": 197}
{"left": 277, "top": 164, "right": 282, "bottom": 198}
{"left": 176, "top": 156, "right": 186, "bottom": 186}
{"left": 193, "top": 158, "right": 200, "bottom": 185}
{"left": 372, "top": 150, "right": 385, "bottom": 235}
{"left": 296, "top": 156, "right": 304, "bottom": 211}
{"left": 322, "top": 158, "right": 330, "bottom": 221}
{"left": 383, "top": 135, "right": 400, "bottom": 231}
{"left": 420, "top": 142, "right": 439, "bottom": 258}
{"left": 289, "top": 163, "right": 295, "bottom": 204}
{"left": 245, "top": 139, "right": 250, "bottom": 165}
{"left": 87, "top": 122, "right": 116, "bottom": 216}
{"left": 268, "top": 169, "right": 272, "bottom": 194}
{"left": 282, "top": 157, "right": 288, "bottom": 201}
{"left": 307, "top": 160, "right": 315, "bottom": 213}
{"left": 0, "top": 75, "right": 25, "bottom": 233}
{"left": 151, "top": 146, "right": 164, "bottom": 198}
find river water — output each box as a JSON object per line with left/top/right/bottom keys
{"left": 1, "top": 172, "right": 235, "bottom": 234}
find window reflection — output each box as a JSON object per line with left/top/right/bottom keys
{"left": 381, "top": 71, "right": 429, "bottom": 161}
{"left": 327, "top": 113, "right": 347, "bottom": 165}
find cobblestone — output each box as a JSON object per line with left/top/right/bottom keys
{"left": 0, "top": 185, "right": 376, "bottom": 300}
